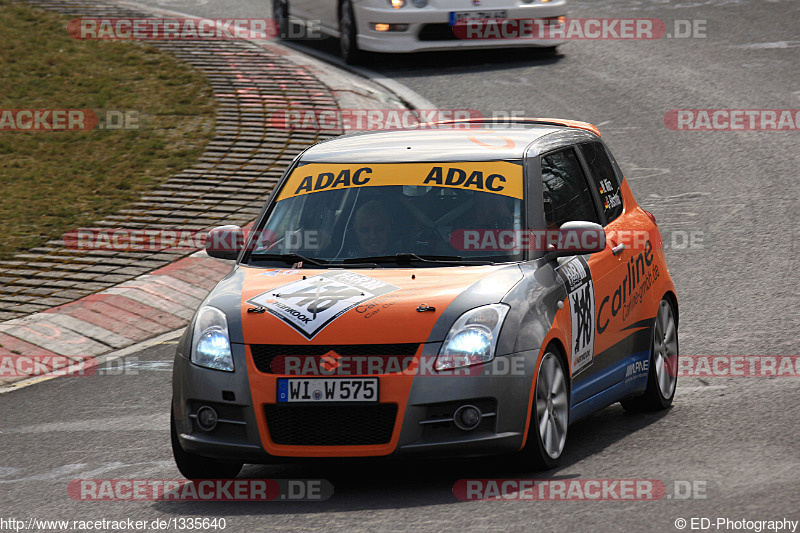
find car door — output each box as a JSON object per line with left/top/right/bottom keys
{"left": 578, "top": 141, "right": 656, "bottom": 394}
{"left": 539, "top": 146, "right": 628, "bottom": 405}
{"left": 290, "top": 0, "right": 338, "bottom": 34}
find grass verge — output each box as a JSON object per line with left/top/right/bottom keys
{"left": 0, "top": 0, "right": 216, "bottom": 260}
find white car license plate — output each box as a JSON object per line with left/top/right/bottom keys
{"left": 449, "top": 10, "right": 508, "bottom": 26}
{"left": 277, "top": 378, "right": 379, "bottom": 403}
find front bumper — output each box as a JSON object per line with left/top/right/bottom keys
{"left": 354, "top": 2, "right": 567, "bottom": 53}
{"left": 172, "top": 343, "right": 539, "bottom": 462}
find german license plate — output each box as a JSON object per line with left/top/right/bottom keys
{"left": 277, "top": 378, "right": 379, "bottom": 403}
{"left": 449, "top": 10, "right": 508, "bottom": 26}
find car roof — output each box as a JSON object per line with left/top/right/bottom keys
{"left": 299, "top": 119, "right": 601, "bottom": 164}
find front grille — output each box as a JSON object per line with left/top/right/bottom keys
{"left": 265, "top": 404, "right": 398, "bottom": 446}
{"left": 250, "top": 343, "right": 419, "bottom": 375}
{"left": 419, "top": 23, "right": 458, "bottom": 41}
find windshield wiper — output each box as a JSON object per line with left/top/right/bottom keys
{"left": 248, "top": 253, "right": 329, "bottom": 266}
{"left": 343, "top": 253, "right": 495, "bottom": 266}
{"left": 248, "top": 252, "right": 379, "bottom": 268}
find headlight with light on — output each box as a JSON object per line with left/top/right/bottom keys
{"left": 436, "top": 303, "right": 510, "bottom": 371}
{"left": 388, "top": 0, "right": 405, "bottom": 8}
{"left": 191, "top": 306, "right": 234, "bottom": 372}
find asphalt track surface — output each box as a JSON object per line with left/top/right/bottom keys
{"left": 2, "top": 0, "right": 799, "bottom": 531}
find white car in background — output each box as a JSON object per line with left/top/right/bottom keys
{"left": 272, "top": 0, "right": 567, "bottom": 63}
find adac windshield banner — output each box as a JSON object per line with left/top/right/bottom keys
{"left": 275, "top": 161, "right": 523, "bottom": 202}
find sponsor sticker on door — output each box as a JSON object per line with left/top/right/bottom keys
{"left": 556, "top": 257, "right": 596, "bottom": 376}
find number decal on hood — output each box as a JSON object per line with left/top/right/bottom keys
{"left": 246, "top": 271, "right": 400, "bottom": 339}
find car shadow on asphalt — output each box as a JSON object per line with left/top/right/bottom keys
{"left": 285, "top": 34, "right": 563, "bottom": 77}
{"left": 150, "top": 404, "right": 671, "bottom": 515}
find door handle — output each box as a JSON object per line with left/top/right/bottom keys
{"left": 612, "top": 243, "right": 626, "bottom": 256}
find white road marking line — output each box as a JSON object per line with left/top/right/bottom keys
{"left": 0, "top": 329, "right": 183, "bottom": 394}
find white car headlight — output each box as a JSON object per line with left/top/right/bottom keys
{"left": 191, "top": 306, "right": 234, "bottom": 372}
{"left": 436, "top": 304, "right": 510, "bottom": 371}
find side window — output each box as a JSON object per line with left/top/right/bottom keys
{"left": 541, "top": 148, "right": 600, "bottom": 229}
{"left": 580, "top": 141, "right": 624, "bottom": 222}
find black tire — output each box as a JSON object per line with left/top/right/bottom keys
{"left": 273, "top": 0, "right": 290, "bottom": 40}
{"left": 171, "top": 409, "right": 244, "bottom": 480}
{"left": 621, "top": 298, "right": 678, "bottom": 412}
{"left": 519, "top": 348, "right": 569, "bottom": 470}
{"left": 339, "top": 0, "right": 364, "bottom": 64}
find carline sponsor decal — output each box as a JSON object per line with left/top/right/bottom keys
{"left": 597, "top": 240, "right": 660, "bottom": 334}
{"left": 556, "top": 257, "right": 595, "bottom": 376}
{"left": 275, "top": 161, "right": 524, "bottom": 202}
{"left": 246, "top": 272, "right": 400, "bottom": 339}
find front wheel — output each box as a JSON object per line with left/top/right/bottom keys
{"left": 339, "top": 0, "right": 364, "bottom": 64}
{"left": 519, "top": 349, "right": 569, "bottom": 470}
{"left": 621, "top": 298, "right": 678, "bottom": 412}
{"left": 171, "top": 409, "right": 244, "bottom": 480}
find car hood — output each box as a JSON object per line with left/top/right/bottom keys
{"left": 232, "top": 265, "right": 523, "bottom": 345}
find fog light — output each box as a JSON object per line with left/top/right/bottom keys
{"left": 371, "top": 23, "right": 409, "bottom": 32}
{"left": 196, "top": 406, "right": 218, "bottom": 431}
{"left": 454, "top": 405, "right": 482, "bottom": 431}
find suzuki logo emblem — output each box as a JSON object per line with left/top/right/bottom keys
{"left": 472, "top": 0, "right": 481, "bottom": 5}
{"left": 320, "top": 350, "right": 342, "bottom": 372}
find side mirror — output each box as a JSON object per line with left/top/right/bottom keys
{"left": 205, "top": 225, "right": 244, "bottom": 260}
{"left": 545, "top": 221, "right": 606, "bottom": 260}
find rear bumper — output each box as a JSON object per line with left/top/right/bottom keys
{"left": 172, "top": 345, "right": 539, "bottom": 462}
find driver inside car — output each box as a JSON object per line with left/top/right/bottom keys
{"left": 472, "top": 193, "right": 515, "bottom": 230}
{"left": 352, "top": 200, "right": 392, "bottom": 257}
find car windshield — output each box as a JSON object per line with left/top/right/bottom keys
{"left": 245, "top": 161, "right": 525, "bottom": 267}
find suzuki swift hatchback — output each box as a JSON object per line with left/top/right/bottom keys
{"left": 171, "top": 119, "right": 679, "bottom": 479}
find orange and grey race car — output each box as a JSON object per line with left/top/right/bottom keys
{"left": 171, "top": 118, "right": 679, "bottom": 478}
